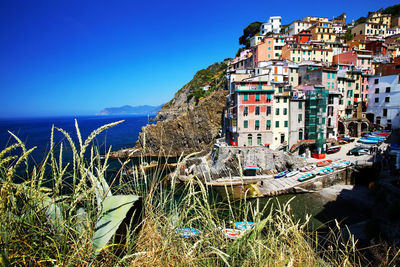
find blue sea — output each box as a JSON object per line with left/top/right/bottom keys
{"left": 0, "top": 115, "right": 153, "bottom": 163}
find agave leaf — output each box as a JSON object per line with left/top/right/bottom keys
{"left": 92, "top": 195, "right": 139, "bottom": 255}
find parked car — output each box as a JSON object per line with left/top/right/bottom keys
{"left": 347, "top": 147, "right": 369, "bottom": 156}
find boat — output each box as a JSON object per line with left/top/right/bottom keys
{"left": 221, "top": 228, "right": 245, "bottom": 240}
{"left": 317, "top": 167, "right": 334, "bottom": 175}
{"left": 243, "top": 165, "right": 260, "bottom": 170}
{"left": 300, "top": 164, "right": 316, "bottom": 172}
{"left": 372, "top": 132, "right": 390, "bottom": 136}
{"left": 286, "top": 169, "right": 300, "bottom": 177}
{"left": 364, "top": 135, "right": 385, "bottom": 141}
{"left": 316, "top": 160, "right": 332, "bottom": 167}
{"left": 234, "top": 222, "right": 255, "bottom": 231}
{"left": 176, "top": 228, "right": 201, "bottom": 238}
{"left": 359, "top": 138, "right": 379, "bottom": 144}
{"left": 332, "top": 160, "right": 351, "bottom": 169}
{"left": 274, "top": 170, "right": 289, "bottom": 179}
{"left": 327, "top": 145, "right": 341, "bottom": 154}
{"left": 297, "top": 172, "right": 316, "bottom": 182}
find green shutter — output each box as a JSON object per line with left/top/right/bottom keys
{"left": 275, "top": 121, "right": 279, "bottom": 127}
{"left": 284, "top": 121, "right": 288, "bottom": 127}
{"left": 243, "top": 94, "right": 248, "bottom": 101}
{"left": 255, "top": 94, "right": 260, "bottom": 101}
{"left": 299, "top": 101, "right": 303, "bottom": 108}
{"left": 255, "top": 120, "right": 260, "bottom": 127}
{"left": 244, "top": 120, "right": 248, "bottom": 128}
{"left": 276, "top": 108, "right": 279, "bottom": 115}
{"left": 267, "top": 120, "right": 271, "bottom": 126}
{"left": 283, "top": 108, "right": 287, "bottom": 115}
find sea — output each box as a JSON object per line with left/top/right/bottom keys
{"left": 0, "top": 115, "right": 153, "bottom": 163}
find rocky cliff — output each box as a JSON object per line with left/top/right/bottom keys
{"left": 110, "top": 60, "right": 229, "bottom": 158}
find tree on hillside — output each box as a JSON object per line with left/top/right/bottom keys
{"left": 238, "top": 21, "right": 262, "bottom": 48}
{"left": 383, "top": 4, "right": 400, "bottom": 17}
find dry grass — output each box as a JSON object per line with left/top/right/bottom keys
{"left": 0, "top": 120, "right": 399, "bottom": 266}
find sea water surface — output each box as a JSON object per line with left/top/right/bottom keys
{"left": 0, "top": 115, "right": 152, "bottom": 162}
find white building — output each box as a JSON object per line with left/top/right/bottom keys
{"left": 386, "top": 27, "right": 400, "bottom": 37}
{"left": 260, "top": 16, "right": 282, "bottom": 35}
{"left": 285, "top": 20, "right": 313, "bottom": 35}
{"left": 367, "top": 74, "right": 400, "bottom": 129}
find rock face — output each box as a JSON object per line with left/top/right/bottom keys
{"left": 187, "top": 146, "right": 307, "bottom": 181}
{"left": 110, "top": 60, "right": 229, "bottom": 158}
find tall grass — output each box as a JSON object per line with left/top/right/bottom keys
{"left": 0, "top": 120, "right": 398, "bottom": 266}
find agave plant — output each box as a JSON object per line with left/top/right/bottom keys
{"left": 0, "top": 119, "right": 141, "bottom": 261}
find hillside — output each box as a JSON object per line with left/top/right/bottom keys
{"left": 110, "top": 60, "right": 230, "bottom": 158}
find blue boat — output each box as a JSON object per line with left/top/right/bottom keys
{"left": 176, "top": 228, "right": 201, "bottom": 238}
{"left": 298, "top": 172, "right": 316, "bottom": 182}
{"left": 364, "top": 135, "right": 385, "bottom": 141}
{"left": 274, "top": 170, "right": 289, "bottom": 179}
{"left": 359, "top": 138, "right": 379, "bottom": 144}
{"left": 234, "top": 222, "right": 255, "bottom": 231}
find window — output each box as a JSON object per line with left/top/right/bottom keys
{"left": 276, "top": 97, "right": 280, "bottom": 103}
{"left": 327, "top": 73, "right": 331, "bottom": 79}
{"left": 255, "top": 94, "right": 260, "bottom": 101}
{"left": 248, "top": 134, "right": 252, "bottom": 146}
{"left": 266, "top": 106, "right": 271, "bottom": 115}
{"left": 279, "top": 87, "right": 283, "bottom": 93}
{"left": 385, "top": 97, "right": 390, "bottom": 103}
{"left": 383, "top": 109, "right": 387, "bottom": 117}
{"left": 283, "top": 108, "right": 287, "bottom": 115}
{"left": 257, "top": 134, "right": 262, "bottom": 145}
{"left": 375, "top": 97, "right": 379, "bottom": 103}
{"left": 244, "top": 120, "right": 248, "bottom": 128}
{"left": 298, "top": 114, "right": 302, "bottom": 122}
{"left": 243, "top": 94, "right": 248, "bottom": 101}
{"left": 284, "top": 121, "right": 288, "bottom": 127}
{"left": 255, "top": 120, "right": 260, "bottom": 130}
{"left": 298, "top": 101, "right": 303, "bottom": 109}
{"left": 332, "top": 73, "right": 335, "bottom": 79}
{"left": 375, "top": 88, "right": 379, "bottom": 94}
{"left": 276, "top": 108, "right": 280, "bottom": 115}
{"left": 386, "top": 87, "right": 391, "bottom": 93}
{"left": 374, "top": 79, "right": 379, "bottom": 84}
{"left": 283, "top": 98, "right": 287, "bottom": 103}
{"left": 275, "top": 121, "right": 280, "bottom": 128}
{"left": 266, "top": 120, "right": 271, "bottom": 130}
{"left": 266, "top": 94, "right": 271, "bottom": 102}
{"left": 299, "top": 130, "right": 303, "bottom": 140}
{"left": 331, "top": 82, "right": 335, "bottom": 88}
{"left": 244, "top": 106, "right": 248, "bottom": 116}
{"left": 255, "top": 106, "right": 260, "bottom": 115}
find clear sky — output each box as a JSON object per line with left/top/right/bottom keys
{"left": 0, "top": 0, "right": 399, "bottom": 117}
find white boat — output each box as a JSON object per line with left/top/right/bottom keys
{"left": 300, "top": 164, "right": 316, "bottom": 172}
{"left": 286, "top": 169, "right": 300, "bottom": 177}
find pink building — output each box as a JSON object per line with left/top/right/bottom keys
{"left": 332, "top": 50, "right": 372, "bottom": 72}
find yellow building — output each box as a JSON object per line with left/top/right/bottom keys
{"left": 309, "top": 21, "right": 336, "bottom": 42}
{"left": 282, "top": 43, "right": 334, "bottom": 64}
{"left": 303, "top": 16, "right": 329, "bottom": 23}
{"left": 367, "top": 12, "right": 391, "bottom": 27}
{"left": 351, "top": 23, "right": 387, "bottom": 37}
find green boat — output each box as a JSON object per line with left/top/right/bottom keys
{"left": 297, "top": 172, "right": 316, "bottom": 182}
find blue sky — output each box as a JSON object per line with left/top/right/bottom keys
{"left": 0, "top": 0, "right": 398, "bottom": 117}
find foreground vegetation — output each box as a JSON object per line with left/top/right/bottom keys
{"left": 0, "top": 121, "right": 399, "bottom": 266}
